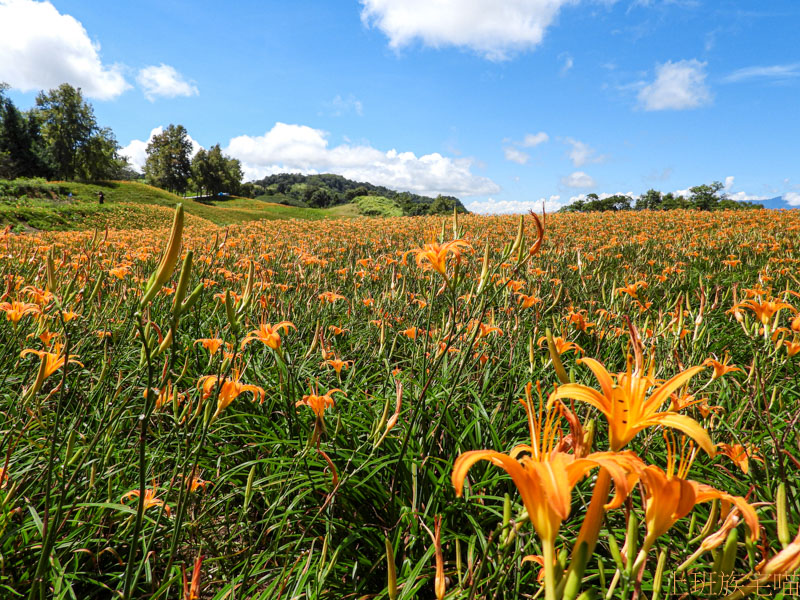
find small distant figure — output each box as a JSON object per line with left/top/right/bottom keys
{"left": 98, "top": 191, "right": 105, "bottom": 205}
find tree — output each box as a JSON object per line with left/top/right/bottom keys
{"left": 191, "top": 144, "right": 243, "bottom": 197}
{"left": 688, "top": 181, "right": 725, "bottom": 210}
{"left": 34, "top": 84, "right": 94, "bottom": 179}
{"left": 0, "top": 84, "right": 51, "bottom": 178}
{"left": 144, "top": 124, "right": 193, "bottom": 194}
{"left": 636, "top": 189, "right": 663, "bottom": 210}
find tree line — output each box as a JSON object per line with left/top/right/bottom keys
{"left": 0, "top": 82, "right": 245, "bottom": 198}
{"left": 0, "top": 82, "right": 133, "bottom": 181}
{"left": 559, "top": 182, "right": 763, "bottom": 212}
{"left": 142, "top": 124, "right": 244, "bottom": 197}
{"left": 250, "top": 172, "right": 468, "bottom": 214}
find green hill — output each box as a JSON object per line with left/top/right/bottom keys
{"left": 251, "top": 172, "right": 469, "bottom": 215}
{"left": 0, "top": 179, "right": 360, "bottom": 231}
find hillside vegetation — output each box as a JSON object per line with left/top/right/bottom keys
{"left": 252, "top": 172, "right": 469, "bottom": 215}
{"left": 0, "top": 179, "right": 361, "bottom": 231}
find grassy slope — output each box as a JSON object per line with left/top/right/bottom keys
{"left": 0, "top": 180, "right": 361, "bottom": 231}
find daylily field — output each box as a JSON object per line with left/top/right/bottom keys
{"left": 3, "top": 206, "right": 800, "bottom": 600}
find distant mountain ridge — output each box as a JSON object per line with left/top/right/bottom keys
{"left": 756, "top": 196, "right": 798, "bottom": 210}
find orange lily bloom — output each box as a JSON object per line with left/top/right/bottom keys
{"left": 717, "top": 443, "right": 762, "bottom": 475}
{"left": 703, "top": 354, "right": 741, "bottom": 379}
{"left": 198, "top": 369, "right": 265, "bottom": 420}
{"left": 323, "top": 358, "right": 352, "bottom": 374}
{"left": 241, "top": 321, "right": 296, "bottom": 350}
{"left": 121, "top": 486, "right": 171, "bottom": 517}
{"left": 732, "top": 298, "right": 794, "bottom": 327}
{"left": 549, "top": 356, "right": 714, "bottom": 454}
{"left": 537, "top": 335, "right": 584, "bottom": 355}
{"left": 295, "top": 387, "right": 344, "bottom": 418}
{"left": 194, "top": 337, "right": 227, "bottom": 356}
{"left": 452, "top": 383, "right": 641, "bottom": 600}
{"left": 21, "top": 344, "right": 83, "bottom": 396}
{"left": 410, "top": 240, "right": 472, "bottom": 277}
{"left": 1, "top": 300, "right": 40, "bottom": 323}
{"left": 636, "top": 436, "right": 758, "bottom": 566}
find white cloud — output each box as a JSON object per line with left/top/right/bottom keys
{"left": 726, "top": 191, "right": 768, "bottom": 202}
{"left": 559, "top": 52, "right": 574, "bottom": 76}
{"left": 564, "top": 137, "right": 605, "bottom": 167}
{"left": 360, "top": 0, "right": 580, "bottom": 61}
{"left": 225, "top": 122, "right": 500, "bottom": 197}
{"left": 503, "top": 147, "right": 529, "bottom": 165}
{"left": 522, "top": 132, "right": 549, "bottom": 147}
{"left": 0, "top": 0, "right": 130, "bottom": 99}
{"left": 785, "top": 192, "right": 800, "bottom": 207}
{"left": 137, "top": 64, "right": 198, "bottom": 101}
{"left": 722, "top": 64, "right": 800, "bottom": 83}
{"left": 467, "top": 195, "right": 564, "bottom": 215}
{"left": 638, "top": 59, "right": 712, "bottom": 111}
{"left": 120, "top": 126, "right": 203, "bottom": 172}
{"left": 561, "top": 171, "right": 596, "bottom": 188}
{"left": 724, "top": 175, "right": 735, "bottom": 189}
{"left": 327, "top": 94, "right": 364, "bottom": 116}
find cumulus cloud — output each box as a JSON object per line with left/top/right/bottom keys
{"left": 724, "top": 175, "right": 735, "bottom": 189}
{"left": 120, "top": 126, "right": 203, "bottom": 172}
{"left": 503, "top": 147, "right": 529, "bottom": 165}
{"left": 564, "top": 137, "right": 605, "bottom": 167}
{"left": 360, "top": 0, "right": 580, "bottom": 60}
{"left": 503, "top": 131, "right": 548, "bottom": 164}
{"left": 638, "top": 59, "right": 712, "bottom": 111}
{"left": 224, "top": 122, "right": 499, "bottom": 197}
{"left": 137, "top": 64, "right": 198, "bottom": 101}
{"left": 0, "top": 0, "right": 130, "bottom": 99}
{"left": 467, "top": 195, "right": 564, "bottom": 215}
{"left": 327, "top": 94, "right": 364, "bottom": 117}
{"left": 785, "top": 192, "right": 800, "bottom": 207}
{"left": 522, "top": 132, "right": 549, "bottom": 147}
{"left": 722, "top": 63, "right": 800, "bottom": 83}
{"left": 561, "top": 171, "right": 596, "bottom": 188}
{"left": 727, "top": 191, "right": 768, "bottom": 202}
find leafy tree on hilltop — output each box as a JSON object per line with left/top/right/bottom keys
{"left": 191, "top": 143, "right": 243, "bottom": 197}
{"left": 34, "top": 83, "right": 125, "bottom": 181}
{"left": 0, "top": 84, "right": 51, "bottom": 179}
{"left": 145, "top": 124, "right": 193, "bottom": 194}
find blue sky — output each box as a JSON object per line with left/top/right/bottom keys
{"left": 1, "top": 0, "right": 799, "bottom": 211}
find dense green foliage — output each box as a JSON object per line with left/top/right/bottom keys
{"left": 0, "top": 83, "right": 132, "bottom": 182}
{"left": 190, "top": 144, "right": 244, "bottom": 198}
{"left": 560, "top": 181, "right": 765, "bottom": 213}
{"left": 251, "top": 172, "right": 469, "bottom": 215}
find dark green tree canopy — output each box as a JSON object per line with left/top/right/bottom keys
{"left": 144, "top": 124, "right": 193, "bottom": 194}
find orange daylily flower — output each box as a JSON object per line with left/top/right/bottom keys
{"left": 636, "top": 436, "right": 758, "bottom": 563}
{"left": 1, "top": 300, "right": 40, "bottom": 323}
{"left": 318, "top": 291, "right": 346, "bottom": 304}
{"left": 732, "top": 298, "right": 794, "bottom": 326}
{"left": 295, "top": 387, "right": 344, "bottom": 419}
{"left": 121, "top": 485, "right": 171, "bottom": 517}
{"left": 194, "top": 337, "right": 227, "bottom": 356}
{"left": 241, "top": 321, "right": 296, "bottom": 350}
{"left": 717, "top": 443, "right": 762, "bottom": 475}
{"left": 537, "top": 335, "right": 584, "bottom": 355}
{"left": 198, "top": 369, "right": 265, "bottom": 420}
{"left": 453, "top": 382, "right": 642, "bottom": 596}
{"left": 21, "top": 343, "right": 83, "bottom": 395}
{"left": 703, "top": 354, "right": 742, "bottom": 379}
{"left": 410, "top": 240, "right": 472, "bottom": 277}
{"left": 549, "top": 355, "right": 713, "bottom": 454}
{"left": 323, "top": 358, "right": 352, "bottom": 374}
